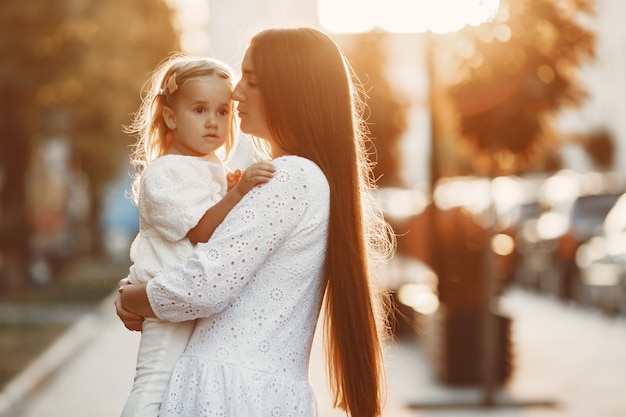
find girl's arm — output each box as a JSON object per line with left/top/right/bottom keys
{"left": 186, "top": 162, "right": 275, "bottom": 244}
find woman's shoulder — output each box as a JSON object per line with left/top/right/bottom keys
{"left": 271, "top": 155, "right": 328, "bottom": 190}
{"left": 272, "top": 155, "right": 324, "bottom": 177}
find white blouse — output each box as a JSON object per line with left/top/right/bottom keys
{"left": 129, "top": 153, "right": 227, "bottom": 284}
{"left": 147, "top": 155, "right": 330, "bottom": 417}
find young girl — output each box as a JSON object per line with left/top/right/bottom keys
{"left": 120, "top": 54, "right": 275, "bottom": 417}
{"left": 116, "top": 28, "right": 393, "bottom": 417}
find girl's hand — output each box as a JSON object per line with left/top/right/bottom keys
{"left": 114, "top": 278, "right": 144, "bottom": 331}
{"left": 233, "top": 162, "right": 275, "bottom": 196}
{"left": 226, "top": 169, "right": 243, "bottom": 191}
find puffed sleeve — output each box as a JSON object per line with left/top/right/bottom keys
{"left": 141, "top": 157, "right": 226, "bottom": 241}
{"left": 146, "top": 157, "right": 324, "bottom": 322}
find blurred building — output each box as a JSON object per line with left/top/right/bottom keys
{"left": 557, "top": 0, "right": 626, "bottom": 173}
{"left": 205, "top": 0, "right": 318, "bottom": 66}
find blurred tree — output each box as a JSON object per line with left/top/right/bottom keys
{"left": 0, "top": 0, "right": 178, "bottom": 290}
{"left": 345, "top": 32, "right": 409, "bottom": 187}
{"left": 447, "top": 0, "right": 596, "bottom": 175}
{"left": 424, "top": 0, "right": 596, "bottom": 390}
{"left": 0, "top": 1, "right": 76, "bottom": 290}
{"left": 58, "top": 0, "right": 178, "bottom": 256}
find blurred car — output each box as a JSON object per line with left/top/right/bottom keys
{"left": 508, "top": 200, "right": 548, "bottom": 289}
{"left": 554, "top": 192, "right": 623, "bottom": 299}
{"left": 430, "top": 174, "right": 549, "bottom": 291}
{"left": 513, "top": 171, "right": 625, "bottom": 301}
{"left": 575, "top": 193, "right": 626, "bottom": 315}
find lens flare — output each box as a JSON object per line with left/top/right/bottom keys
{"left": 318, "top": 0, "right": 500, "bottom": 34}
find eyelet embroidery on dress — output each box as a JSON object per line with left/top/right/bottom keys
{"left": 269, "top": 287, "right": 284, "bottom": 301}
{"left": 147, "top": 156, "right": 330, "bottom": 416}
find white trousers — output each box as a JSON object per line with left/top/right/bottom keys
{"left": 121, "top": 318, "right": 195, "bottom": 417}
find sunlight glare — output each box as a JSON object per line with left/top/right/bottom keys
{"left": 467, "top": 0, "right": 501, "bottom": 26}
{"left": 318, "top": 0, "right": 500, "bottom": 34}
{"left": 378, "top": 0, "right": 430, "bottom": 34}
{"left": 318, "top": 0, "right": 377, "bottom": 34}
{"left": 166, "top": 0, "right": 210, "bottom": 54}
{"left": 491, "top": 233, "right": 515, "bottom": 256}
{"left": 428, "top": 2, "right": 467, "bottom": 34}
{"left": 536, "top": 212, "right": 569, "bottom": 240}
{"left": 378, "top": 187, "right": 429, "bottom": 222}
{"left": 398, "top": 283, "right": 440, "bottom": 315}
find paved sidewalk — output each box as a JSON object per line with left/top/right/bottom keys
{"left": 1, "top": 288, "right": 626, "bottom": 416}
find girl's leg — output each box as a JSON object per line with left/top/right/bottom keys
{"left": 121, "top": 319, "right": 195, "bottom": 417}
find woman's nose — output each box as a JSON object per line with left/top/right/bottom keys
{"left": 232, "top": 83, "right": 244, "bottom": 101}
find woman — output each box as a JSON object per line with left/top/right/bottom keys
{"left": 116, "top": 27, "right": 393, "bottom": 417}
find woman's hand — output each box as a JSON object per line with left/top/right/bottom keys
{"left": 114, "top": 278, "right": 144, "bottom": 331}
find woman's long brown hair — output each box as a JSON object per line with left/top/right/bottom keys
{"left": 249, "top": 27, "right": 393, "bottom": 417}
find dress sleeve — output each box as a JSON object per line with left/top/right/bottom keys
{"left": 142, "top": 159, "right": 225, "bottom": 241}
{"left": 146, "top": 158, "right": 319, "bottom": 322}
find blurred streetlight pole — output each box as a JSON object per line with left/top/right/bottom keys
{"left": 319, "top": 0, "right": 511, "bottom": 408}
{"left": 425, "top": 32, "right": 497, "bottom": 406}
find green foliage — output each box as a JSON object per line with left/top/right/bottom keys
{"left": 0, "top": 0, "right": 179, "bottom": 284}
{"left": 38, "top": 0, "right": 180, "bottom": 183}
{"left": 447, "top": 0, "right": 596, "bottom": 167}
{"left": 0, "top": 0, "right": 179, "bottom": 189}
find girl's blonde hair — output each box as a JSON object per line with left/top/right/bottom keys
{"left": 249, "top": 28, "right": 394, "bottom": 417}
{"left": 126, "top": 54, "right": 237, "bottom": 202}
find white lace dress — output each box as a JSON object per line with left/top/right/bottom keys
{"left": 146, "top": 155, "right": 330, "bottom": 417}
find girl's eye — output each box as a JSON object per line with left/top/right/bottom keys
{"left": 218, "top": 109, "right": 229, "bottom": 116}
{"left": 194, "top": 107, "right": 206, "bottom": 113}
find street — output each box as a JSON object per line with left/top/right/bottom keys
{"left": 1, "top": 287, "right": 626, "bottom": 417}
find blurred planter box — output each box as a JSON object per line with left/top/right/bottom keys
{"left": 425, "top": 305, "right": 514, "bottom": 386}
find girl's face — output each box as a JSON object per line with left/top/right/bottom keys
{"left": 232, "top": 51, "right": 274, "bottom": 144}
{"left": 163, "top": 76, "right": 233, "bottom": 157}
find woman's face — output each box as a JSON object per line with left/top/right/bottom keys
{"left": 232, "top": 51, "right": 274, "bottom": 143}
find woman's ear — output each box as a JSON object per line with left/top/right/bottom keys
{"left": 162, "top": 106, "right": 176, "bottom": 130}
